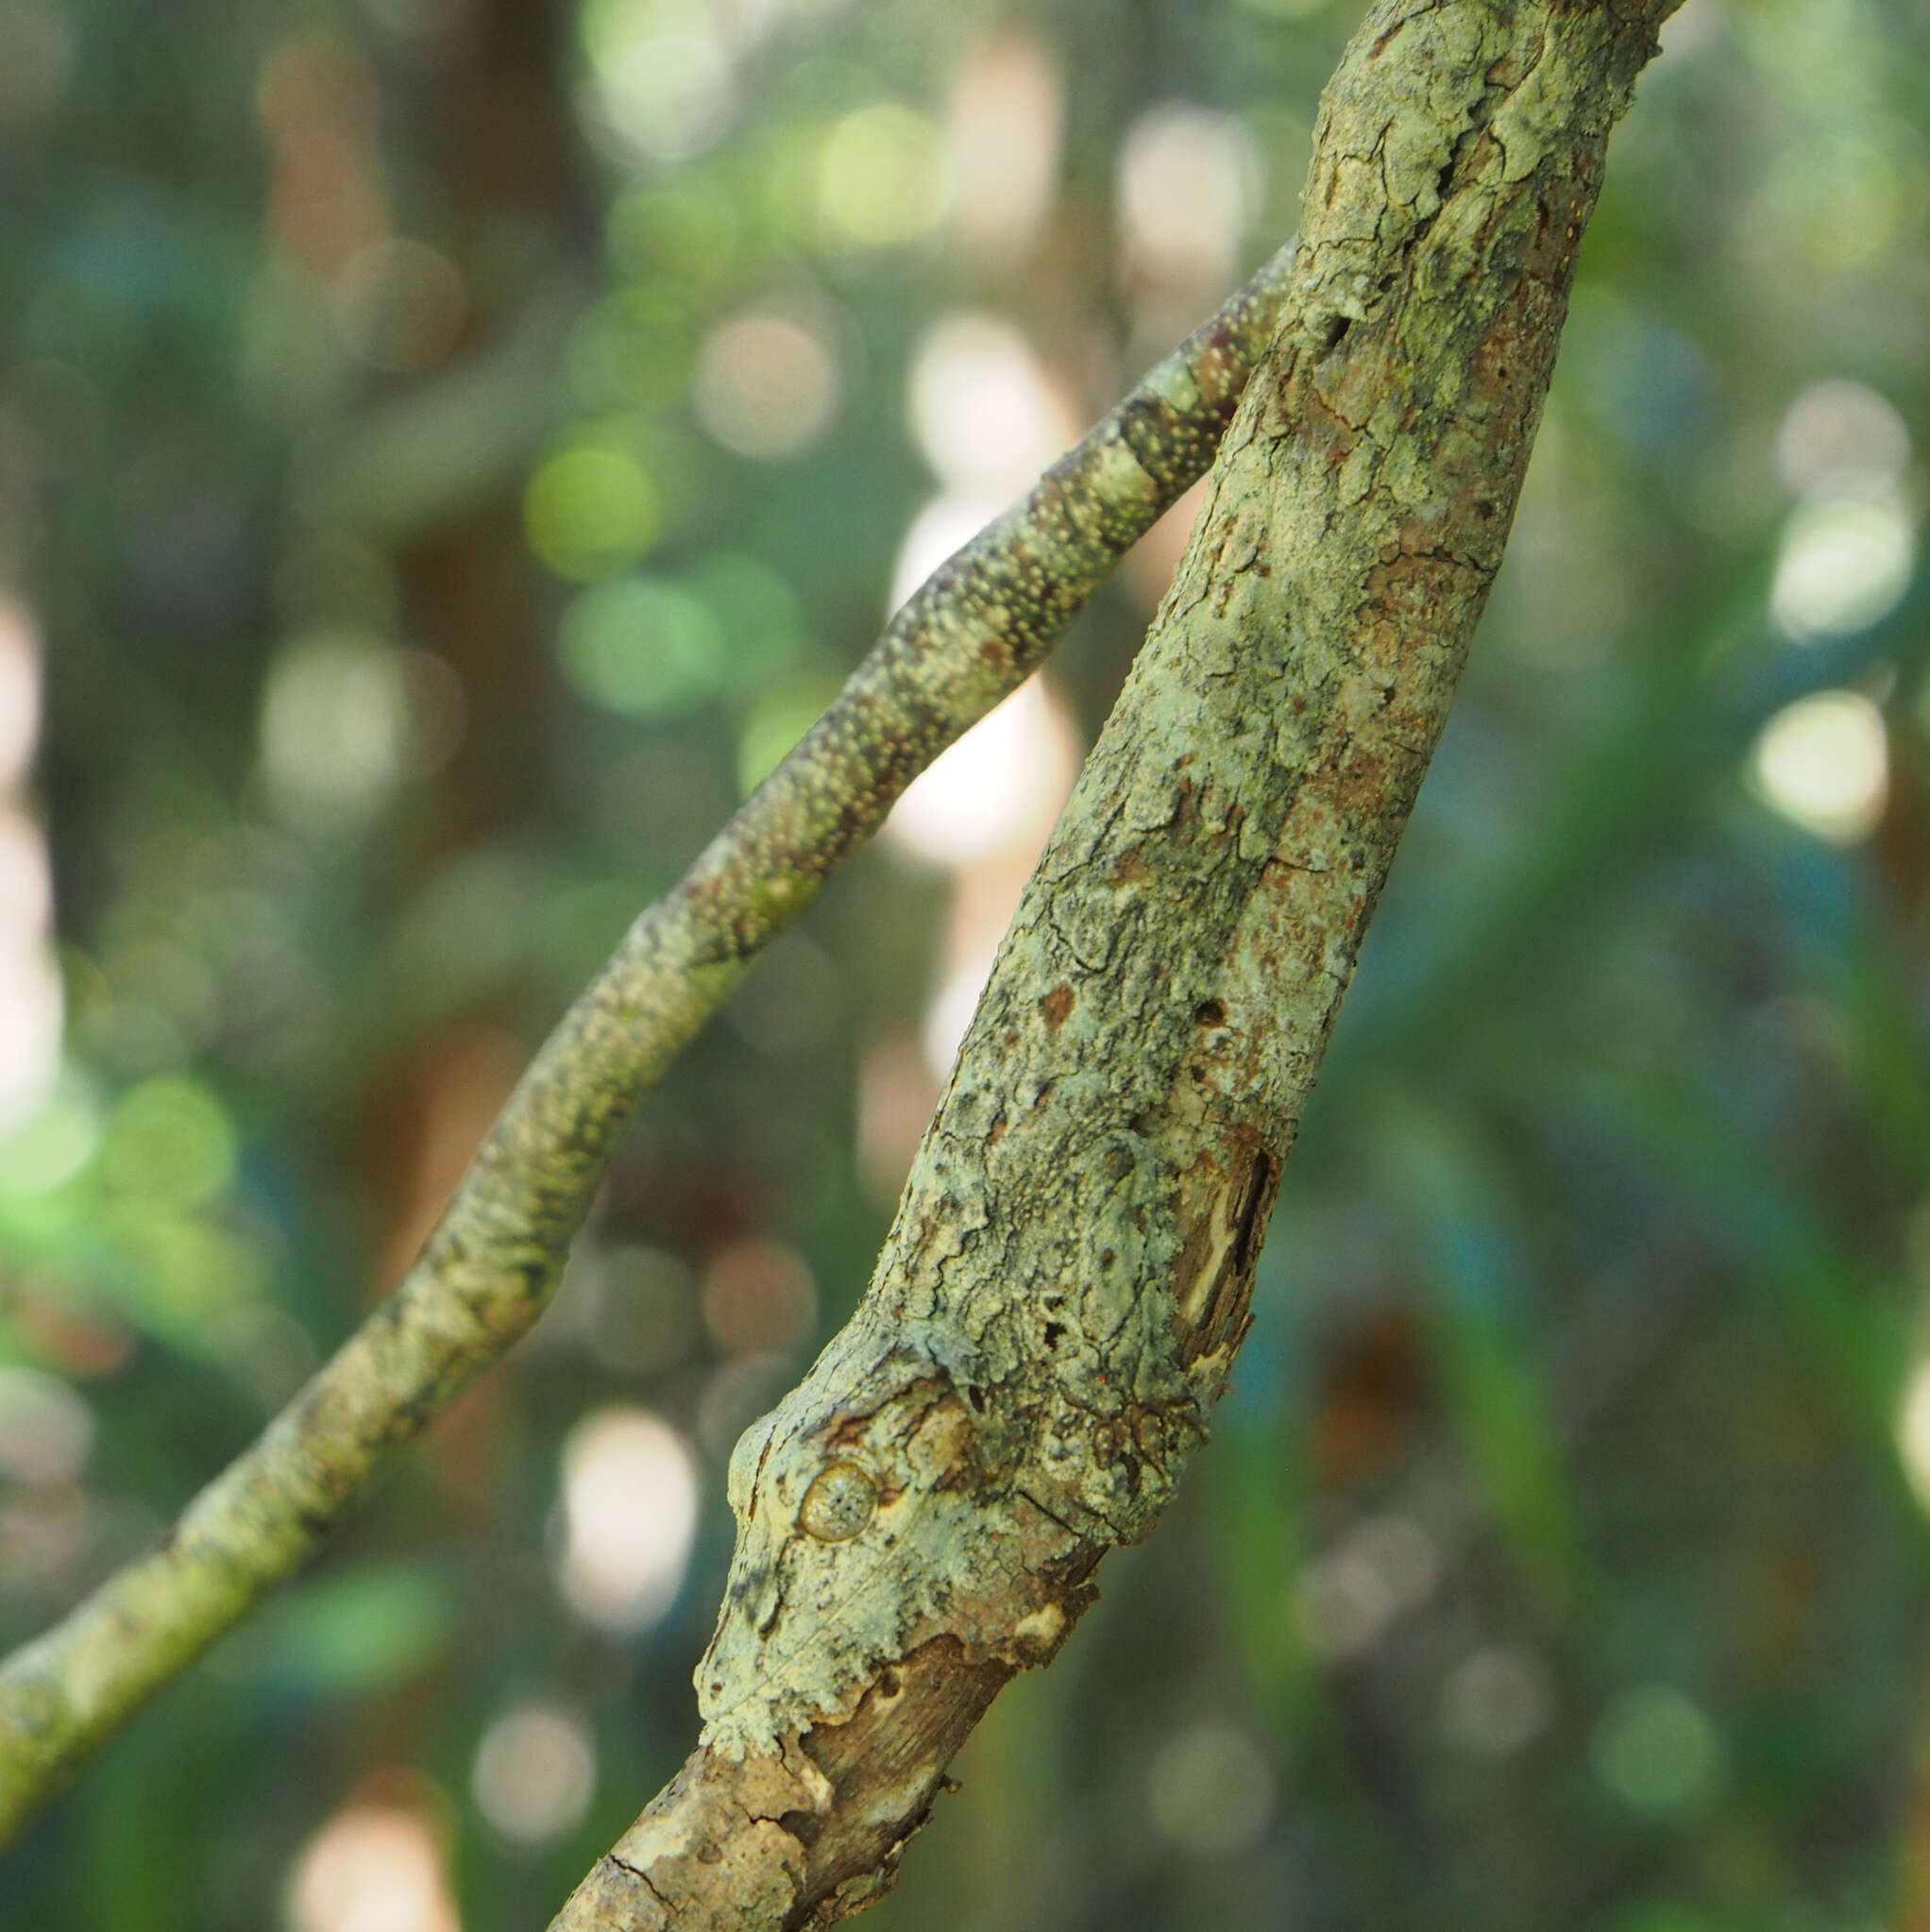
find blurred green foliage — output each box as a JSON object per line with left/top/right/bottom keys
{"left": 3, "top": 0, "right": 1930, "bottom": 1927}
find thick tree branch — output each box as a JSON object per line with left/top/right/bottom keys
{"left": 0, "top": 253, "right": 1296, "bottom": 1847}
{"left": 551, "top": 2, "right": 1681, "bottom": 1925}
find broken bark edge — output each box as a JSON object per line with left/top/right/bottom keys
{"left": 569, "top": 1613, "right": 1106, "bottom": 1931}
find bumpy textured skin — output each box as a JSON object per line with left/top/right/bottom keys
{"left": 0, "top": 256, "right": 1295, "bottom": 1846}
{"left": 552, "top": 1, "right": 1681, "bottom": 1927}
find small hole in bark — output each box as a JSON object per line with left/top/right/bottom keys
{"left": 1043, "top": 1322, "right": 1066, "bottom": 1349}
{"left": 779, "top": 1808, "right": 824, "bottom": 1848}
{"left": 1194, "top": 998, "right": 1227, "bottom": 1026}
{"left": 876, "top": 1667, "right": 903, "bottom": 1700}
{"left": 967, "top": 1383, "right": 987, "bottom": 1413}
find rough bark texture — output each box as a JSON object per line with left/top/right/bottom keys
{"left": 552, "top": 2, "right": 1680, "bottom": 1926}
{"left": 0, "top": 260, "right": 1295, "bottom": 1847}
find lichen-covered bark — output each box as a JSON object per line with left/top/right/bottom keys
{"left": 0, "top": 259, "right": 1295, "bottom": 1849}
{"left": 551, "top": 3, "right": 1680, "bottom": 1926}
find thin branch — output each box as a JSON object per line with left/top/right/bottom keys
{"left": 0, "top": 247, "right": 1297, "bottom": 1848}
{"left": 550, "top": 0, "right": 1681, "bottom": 1924}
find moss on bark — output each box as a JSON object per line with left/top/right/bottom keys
{"left": 553, "top": 2, "right": 1681, "bottom": 1925}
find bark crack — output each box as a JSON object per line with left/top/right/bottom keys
{"left": 607, "top": 1855, "right": 673, "bottom": 1915}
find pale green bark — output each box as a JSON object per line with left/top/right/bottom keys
{"left": 0, "top": 256, "right": 1296, "bottom": 1848}
{"left": 553, "top": 1, "right": 1680, "bottom": 1925}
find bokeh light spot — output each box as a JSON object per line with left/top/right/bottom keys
{"left": 686, "top": 550, "right": 808, "bottom": 690}
{"left": 818, "top": 103, "right": 950, "bottom": 249}
{"left": 472, "top": 1702, "right": 597, "bottom": 1845}
{"left": 525, "top": 445, "right": 663, "bottom": 583}
{"left": 1777, "top": 380, "right": 1910, "bottom": 502}
{"left": 566, "top": 288, "right": 693, "bottom": 414}
{"left": 105, "top": 1199, "right": 267, "bottom": 1326}
{"left": 261, "top": 632, "right": 413, "bottom": 837}
{"left": 0, "top": 1077, "right": 101, "bottom": 1195}
{"left": 0, "top": 942, "right": 60, "bottom": 1133}
{"left": 556, "top": 1405, "right": 699, "bottom": 1634}
{"left": 1769, "top": 497, "right": 1914, "bottom": 641}
{"left": 1294, "top": 1513, "right": 1440, "bottom": 1660}
{"left": 583, "top": 0, "right": 736, "bottom": 163}
{"left": 1893, "top": 1356, "right": 1930, "bottom": 1514}
{"left": 922, "top": 943, "right": 996, "bottom": 1081}
{"left": 1752, "top": 133, "right": 1907, "bottom": 274}
{"left": 1750, "top": 689, "right": 1888, "bottom": 845}
{"left": 888, "top": 492, "right": 1007, "bottom": 614}
{"left": 944, "top": 32, "right": 1062, "bottom": 263}
{"left": 331, "top": 238, "right": 466, "bottom": 373}
{"left": 0, "top": 1366, "right": 93, "bottom": 1485}
{"left": 101, "top": 1076, "right": 237, "bottom": 1208}
{"left": 701, "top": 1238, "right": 818, "bottom": 1356}
{"left": 288, "top": 1801, "right": 459, "bottom": 1932}
{"left": 1117, "top": 104, "right": 1259, "bottom": 288}
{"left": 1591, "top": 1685, "right": 1725, "bottom": 1817}
{"left": 1145, "top": 1719, "right": 1274, "bottom": 1857}
{"left": 694, "top": 311, "right": 839, "bottom": 460}
{"left": 907, "top": 313, "right": 1066, "bottom": 497}
{"left": 887, "top": 676, "right": 1080, "bottom": 867}
{"left": 0, "top": 600, "right": 40, "bottom": 792}
{"left": 558, "top": 574, "right": 727, "bottom": 719}
{"left": 1440, "top": 1645, "right": 1554, "bottom": 1757}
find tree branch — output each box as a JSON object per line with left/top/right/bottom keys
{"left": 551, "top": 1, "right": 1680, "bottom": 1924}
{"left": 0, "top": 252, "right": 1296, "bottom": 1849}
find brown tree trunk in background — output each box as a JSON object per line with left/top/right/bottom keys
{"left": 394, "top": 0, "right": 581, "bottom": 856}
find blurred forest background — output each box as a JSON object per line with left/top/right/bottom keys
{"left": 0, "top": 0, "right": 1927, "bottom": 1926}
